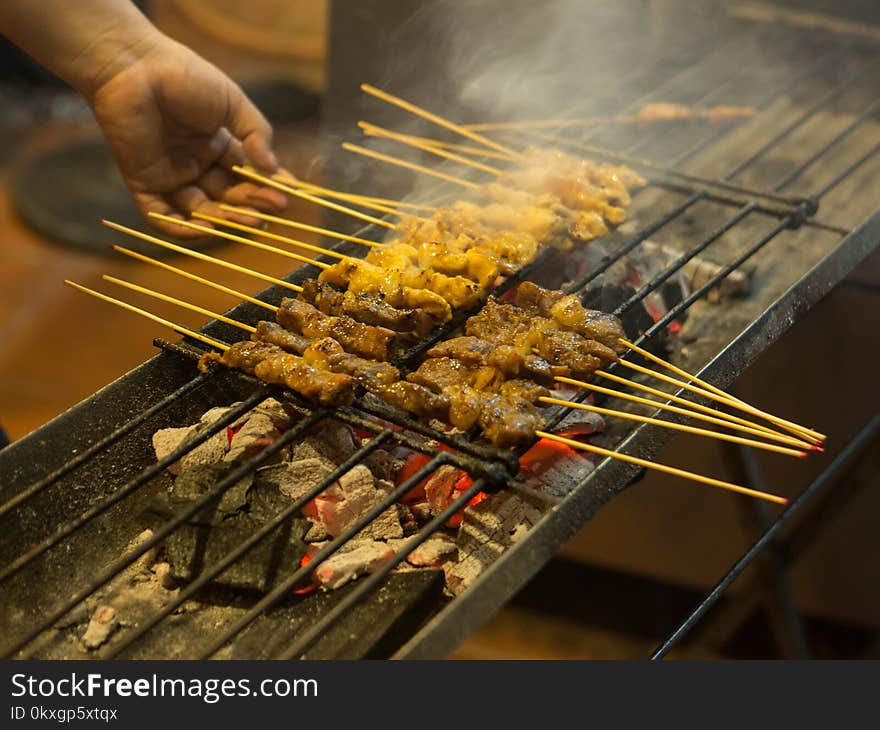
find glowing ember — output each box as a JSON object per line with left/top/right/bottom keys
{"left": 293, "top": 546, "right": 319, "bottom": 595}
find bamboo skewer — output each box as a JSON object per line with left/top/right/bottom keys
{"left": 360, "top": 83, "right": 525, "bottom": 161}
{"left": 394, "top": 135, "right": 518, "bottom": 162}
{"left": 111, "top": 246, "right": 278, "bottom": 313}
{"left": 613, "top": 357, "right": 822, "bottom": 446}
{"left": 539, "top": 396, "right": 805, "bottom": 458}
{"left": 359, "top": 122, "right": 504, "bottom": 175}
{"left": 232, "top": 166, "right": 397, "bottom": 230}
{"left": 589, "top": 369, "right": 815, "bottom": 449}
{"left": 274, "top": 176, "right": 433, "bottom": 220}
{"left": 553, "top": 376, "right": 812, "bottom": 450}
{"left": 102, "top": 276, "right": 257, "bottom": 335}
{"left": 191, "top": 212, "right": 356, "bottom": 263}
{"left": 100, "top": 219, "right": 303, "bottom": 294}
{"left": 147, "top": 213, "right": 330, "bottom": 270}
{"left": 285, "top": 179, "right": 406, "bottom": 218}
{"left": 536, "top": 430, "right": 787, "bottom": 505}
{"left": 65, "top": 280, "right": 229, "bottom": 352}
{"left": 342, "top": 142, "right": 481, "bottom": 190}
{"left": 217, "top": 205, "right": 384, "bottom": 248}
{"left": 619, "top": 338, "right": 825, "bottom": 443}
{"left": 268, "top": 179, "right": 438, "bottom": 213}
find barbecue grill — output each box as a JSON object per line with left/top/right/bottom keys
{"left": 2, "top": 5, "right": 879, "bottom": 659}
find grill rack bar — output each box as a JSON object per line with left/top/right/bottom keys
{"left": 0, "top": 390, "right": 270, "bottom": 586}
{"left": 0, "top": 373, "right": 212, "bottom": 519}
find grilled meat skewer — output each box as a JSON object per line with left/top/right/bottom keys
{"left": 200, "top": 341, "right": 355, "bottom": 406}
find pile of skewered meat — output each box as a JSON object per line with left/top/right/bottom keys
{"left": 318, "top": 148, "right": 646, "bottom": 324}
{"left": 199, "top": 147, "right": 637, "bottom": 448}
{"left": 201, "top": 282, "right": 626, "bottom": 448}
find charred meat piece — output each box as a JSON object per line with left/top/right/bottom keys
{"left": 299, "top": 280, "right": 435, "bottom": 335}
{"left": 533, "top": 330, "right": 603, "bottom": 378}
{"left": 407, "top": 356, "right": 502, "bottom": 393}
{"left": 465, "top": 298, "right": 534, "bottom": 342}
{"left": 427, "top": 336, "right": 567, "bottom": 383}
{"left": 380, "top": 381, "right": 449, "bottom": 420}
{"left": 199, "top": 340, "right": 277, "bottom": 374}
{"left": 478, "top": 395, "right": 543, "bottom": 447}
{"left": 498, "top": 379, "right": 550, "bottom": 403}
{"left": 199, "top": 341, "right": 354, "bottom": 407}
{"left": 302, "top": 337, "right": 400, "bottom": 391}
{"left": 426, "top": 336, "right": 495, "bottom": 365}
{"left": 446, "top": 384, "right": 484, "bottom": 430}
{"left": 320, "top": 259, "right": 453, "bottom": 322}
{"left": 516, "top": 282, "right": 627, "bottom": 353}
{"left": 252, "top": 320, "right": 309, "bottom": 354}
{"left": 277, "top": 297, "right": 400, "bottom": 362}
{"left": 337, "top": 244, "right": 484, "bottom": 310}
{"left": 253, "top": 322, "right": 400, "bottom": 391}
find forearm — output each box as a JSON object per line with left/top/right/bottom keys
{"left": 0, "top": 0, "right": 162, "bottom": 99}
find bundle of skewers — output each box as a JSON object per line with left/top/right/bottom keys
{"left": 67, "top": 84, "right": 818, "bottom": 507}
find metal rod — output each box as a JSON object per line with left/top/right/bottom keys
{"left": 650, "top": 415, "right": 880, "bottom": 659}
{"left": 0, "top": 373, "right": 212, "bottom": 519}
{"left": 0, "top": 391, "right": 268, "bottom": 586}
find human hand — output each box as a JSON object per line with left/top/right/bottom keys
{"left": 88, "top": 33, "right": 289, "bottom": 238}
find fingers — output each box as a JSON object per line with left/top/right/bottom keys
{"left": 216, "top": 134, "right": 288, "bottom": 210}
{"left": 134, "top": 193, "right": 206, "bottom": 240}
{"left": 225, "top": 85, "right": 278, "bottom": 173}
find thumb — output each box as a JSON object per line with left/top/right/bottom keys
{"left": 226, "top": 84, "right": 278, "bottom": 173}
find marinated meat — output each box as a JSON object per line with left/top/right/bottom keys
{"left": 515, "top": 281, "right": 627, "bottom": 353}
{"left": 276, "top": 297, "right": 400, "bottom": 362}
{"left": 299, "top": 279, "right": 435, "bottom": 335}
{"left": 199, "top": 341, "right": 354, "bottom": 407}
{"left": 302, "top": 337, "right": 400, "bottom": 391}
{"left": 478, "top": 395, "right": 543, "bottom": 447}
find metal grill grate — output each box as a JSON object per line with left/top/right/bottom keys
{"left": 2, "top": 18, "right": 879, "bottom": 660}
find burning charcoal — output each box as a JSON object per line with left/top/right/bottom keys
{"left": 403, "top": 534, "right": 458, "bottom": 568}
{"left": 445, "top": 492, "right": 543, "bottom": 596}
{"left": 82, "top": 605, "right": 118, "bottom": 649}
{"left": 256, "top": 458, "right": 337, "bottom": 502}
{"left": 408, "top": 501, "right": 433, "bottom": 523}
{"left": 178, "top": 430, "right": 231, "bottom": 474}
{"left": 249, "top": 397, "right": 291, "bottom": 424}
{"left": 423, "top": 465, "right": 463, "bottom": 517}
{"left": 518, "top": 439, "right": 594, "bottom": 500}
{"left": 152, "top": 425, "right": 198, "bottom": 475}
{"left": 224, "top": 412, "right": 280, "bottom": 462}
{"left": 290, "top": 421, "right": 359, "bottom": 465}
{"left": 639, "top": 241, "right": 751, "bottom": 302}
{"left": 314, "top": 465, "right": 403, "bottom": 540}
{"left": 361, "top": 447, "right": 400, "bottom": 482}
{"left": 150, "top": 462, "right": 312, "bottom": 594}
{"left": 199, "top": 405, "right": 235, "bottom": 429}
{"left": 168, "top": 463, "right": 253, "bottom": 515}
{"left": 550, "top": 408, "right": 605, "bottom": 436}
{"left": 151, "top": 561, "right": 176, "bottom": 590}
{"left": 312, "top": 540, "right": 394, "bottom": 590}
